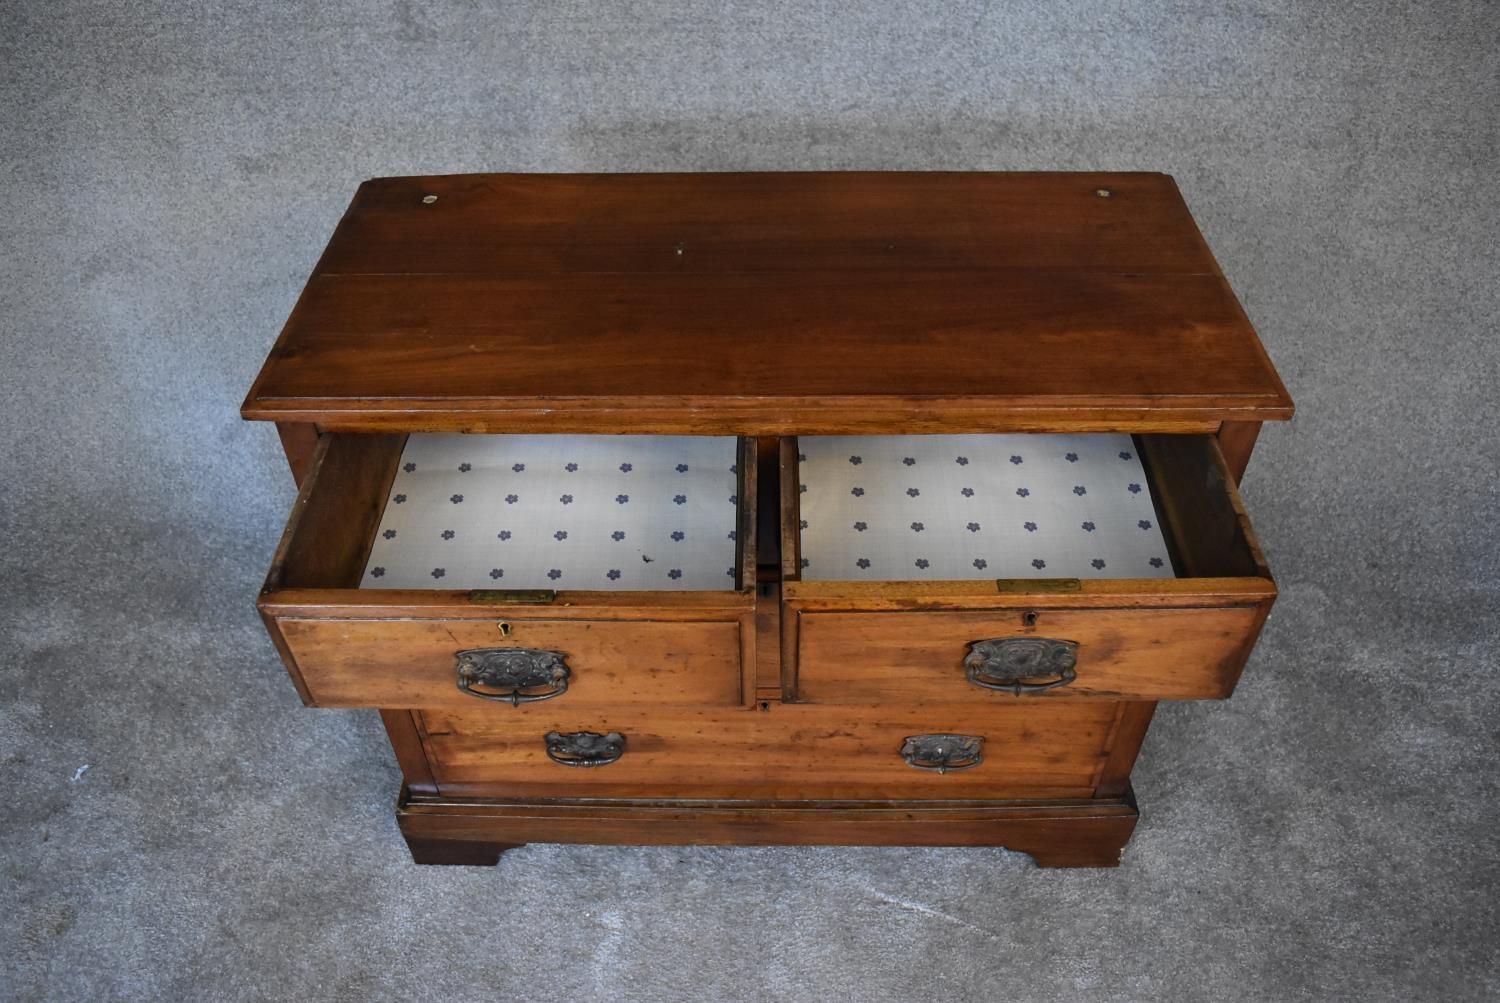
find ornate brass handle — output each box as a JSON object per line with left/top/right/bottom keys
{"left": 964, "top": 637, "right": 1078, "bottom": 694}
{"left": 901, "top": 733, "right": 984, "bottom": 773}
{"left": 545, "top": 730, "right": 626, "bottom": 767}
{"left": 455, "top": 648, "right": 570, "bottom": 705}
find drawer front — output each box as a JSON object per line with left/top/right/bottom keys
{"left": 270, "top": 617, "right": 745, "bottom": 709}
{"left": 792, "top": 606, "right": 1268, "bottom": 702}
{"left": 417, "top": 703, "right": 1121, "bottom": 799}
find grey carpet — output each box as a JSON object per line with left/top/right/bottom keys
{"left": 3, "top": 2, "right": 1496, "bottom": 1000}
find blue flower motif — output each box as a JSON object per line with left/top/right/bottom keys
{"left": 393, "top": 494, "right": 406, "bottom": 504}
{"left": 441, "top": 529, "right": 455, "bottom": 540}
{"left": 800, "top": 558, "right": 810, "bottom": 569}
{"left": 1138, "top": 519, "right": 1153, "bottom": 530}
{"left": 512, "top": 463, "right": 525, "bottom": 473}
{"left": 458, "top": 463, "right": 471, "bottom": 472}
{"left": 607, "top": 569, "right": 622, "bottom": 580}
{"left": 450, "top": 494, "right": 464, "bottom": 504}
{"left": 1072, "top": 485, "right": 1086, "bottom": 496}
{"left": 955, "top": 456, "right": 969, "bottom": 466}
{"left": 1149, "top": 557, "right": 1165, "bottom": 568}
{"left": 915, "top": 558, "right": 930, "bottom": 569}
{"left": 1016, "top": 487, "right": 1030, "bottom": 498}
{"left": 1128, "top": 483, "right": 1142, "bottom": 494}
{"left": 1031, "top": 559, "right": 1046, "bottom": 570}
{"left": 797, "top": 454, "right": 806, "bottom": 462}
{"left": 489, "top": 568, "right": 504, "bottom": 579}
{"left": 403, "top": 462, "right": 416, "bottom": 473}
{"left": 497, "top": 530, "right": 512, "bottom": 541}
{"left": 670, "top": 530, "right": 685, "bottom": 542}
{"left": 554, "top": 530, "right": 567, "bottom": 541}
{"left": 667, "top": 568, "right": 682, "bottom": 580}
{"left": 1081, "top": 521, "right": 1095, "bottom": 532}
{"left": 732, "top": 463, "right": 740, "bottom": 473}
{"left": 611, "top": 530, "right": 625, "bottom": 541}
{"left": 799, "top": 519, "right": 808, "bottom": 529}
{"left": 547, "top": 569, "right": 562, "bottom": 580}
{"left": 383, "top": 529, "right": 397, "bottom": 539}
{"left": 966, "top": 522, "right": 981, "bottom": 533}
{"left": 565, "top": 462, "right": 578, "bottom": 472}
{"left": 1009, "top": 455, "right": 1023, "bottom": 465}
{"left": 853, "top": 521, "right": 868, "bottom": 532}
{"left": 856, "top": 558, "right": 871, "bottom": 569}
{"left": 910, "top": 521, "right": 925, "bottom": 533}
{"left": 619, "top": 462, "right": 633, "bottom": 473}
{"left": 431, "top": 567, "right": 445, "bottom": 579}
{"left": 849, "top": 455, "right": 863, "bottom": 465}
{"left": 973, "top": 558, "right": 988, "bottom": 570}
{"left": 906, "top": 487, "right": 920, "bottom": 497}
{"left": 673, "top": 494, "right": 687, "bottom": 505}
{"left": 727, "top": 530, "right": 737, "bottom": 540}
{"left": 902, "top": 457, "right": 916, "bottom": 466}
{"left": 1065, "top": 452, "right": 1078, "bottom": 463}
{"left": 369, "top": 567, "right": 385, "bottom": 578}
{"left": 559, "top": 493, "right": 573, "bottom": 505}
{"left": 676, "top": 463, "right": 689, "bottom": 473}
{"left": 1119, "top": 451, "right": 1133, "bottom": 461}
{"left": 730, "top": 494, "right": 739, "bottom": 504}
{"left": 961, "top": 487, "right": 975, "bottom": 497}
{"left": 616, "top": 494, "right": 629, "bottom": 504}
{"left": 798, "top": 484, "right": 806, "bottom": 494}
{"left": 726, "top": 567, "right": 735, "bottom": 577}
{"left": 1091, "top": 558, "right": 1106, "bottom": 570}
{"left": 1024, "top": 521, "right": 1038, "bottom": 532}
{"left": 505, "top": 494, "right": 519, "bottom": 504}
{"left": 851, "top": 487, "right": 865, "bottom": 497}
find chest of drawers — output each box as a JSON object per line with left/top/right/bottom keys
{"left": 243, "top": 171, "right": 1292, "bottom": 867}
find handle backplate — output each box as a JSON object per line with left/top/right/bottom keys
{"left": 455, "top": 647, "right": 570, "bottom": 705}
{"left": 544, "top": 730, "right": 626, "bottom": 767}
{"left": 964, "top": 637, "right": 1078, "bottom": 694}
{"left": 901, "top": 733, "right": 984, "bottom": 773}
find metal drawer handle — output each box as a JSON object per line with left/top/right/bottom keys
{"left": 964, "top": 637, "right": 1078, "bottom": 694}
{"left": 545, "top": 730, "right": 626, "bottom": 768}
{"left": 901, "top": 733, "right": 984, "bottom": 773}
{"left": 455, "top": 648, "right": 570, "bottom": 706}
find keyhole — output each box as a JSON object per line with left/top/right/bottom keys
{"left": 497, "top": 621, "right": 512, "bottom": 637}
{"left": 1022, "top": 611, "right": 1039, "bottom": 627}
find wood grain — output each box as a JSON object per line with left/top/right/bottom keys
{"left": 242, "top": 172, "right": 1293, "bottom": 433}
{"left": 416, "top": 701, "right": 1120, "bottom": 800}
{"left": 793, "top": 606, "right": 1270, "bottom": 702}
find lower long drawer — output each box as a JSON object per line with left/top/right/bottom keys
{"left": 414, "top": 702, "right": 1125, "bottom": 800}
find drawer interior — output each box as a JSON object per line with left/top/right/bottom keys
{"left": 782, "top": 433, "right": 1267, "bottom": 587}
{"left": 268, "top": 433, "right": 757, "bottom": 595}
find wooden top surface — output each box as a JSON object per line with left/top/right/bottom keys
{"left": 243, "top": 172, "right": 1292, "bottom": 433}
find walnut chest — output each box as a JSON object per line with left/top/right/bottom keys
{"left": 243, "top": 171, "right": 1292, "bottom": 867}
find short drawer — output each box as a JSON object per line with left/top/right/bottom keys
{"left": 780, "top": 433, "right": 1276, "bottom": 701}
{"left": 275, "top": 617, "right": 743, "bottom": 709}
{"left": 259, "top": 433, "right": 757, "bottom": 708}
{"left": 794, "top": 606, "right": 1265, "bottom": 702}
{"left": 414, "top": 702, "right": 1126, "bottom": 800}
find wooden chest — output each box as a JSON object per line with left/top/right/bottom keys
{"left": 243, "top": 172, "right": 1292, "bottom": 867}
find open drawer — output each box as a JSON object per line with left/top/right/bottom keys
{"left": 779, "top": 433, "right": 1276, "bottom": 702}
{"left": 260, "top": 433, "right": 758, "bottom": 709}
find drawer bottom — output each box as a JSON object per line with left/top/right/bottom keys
{"left": 396, "top": 787, "right": 1140, "bottom": 868}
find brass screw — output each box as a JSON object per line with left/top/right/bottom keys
{"left": 422, "top": 194, "right": 438, "bottom": 204}
{"left": 1094, "top": 188, "right": 1112, "bottom": 198}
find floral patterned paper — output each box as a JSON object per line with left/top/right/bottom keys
{"left": 361, "top": 435, "right": 740, "bottom": 590}
{"left": 796, "top": 434, "right": 1175, "bottom": 581}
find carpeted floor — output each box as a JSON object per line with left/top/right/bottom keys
{"left": 3, "top": 3, "right": 1496, "bottom": 1000}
